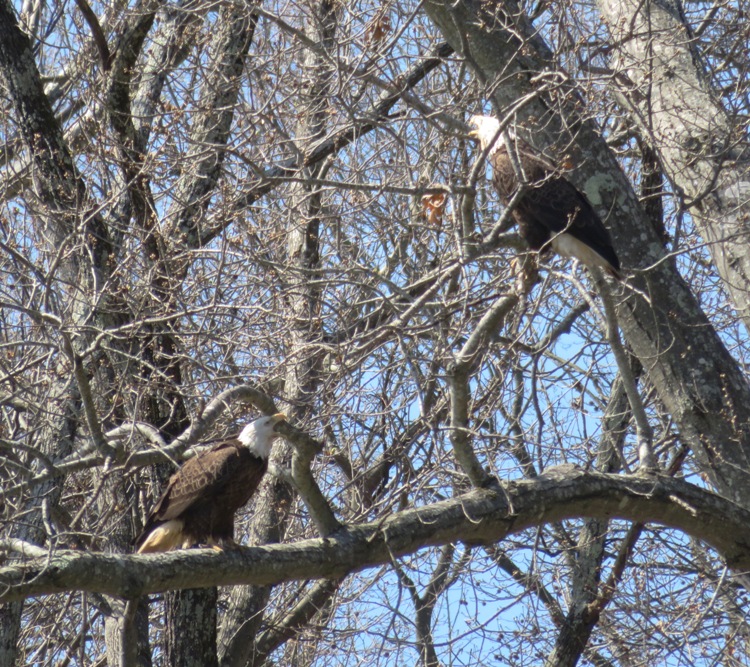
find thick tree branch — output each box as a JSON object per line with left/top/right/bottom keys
{"left": 164, "top": 5, "right": 257, "bottom": 252}
{"left": 596, "top": 275, "right": 654, "bottom": 470}
{"left": 3, "top": 471, "right": 750, "bottom": 602}
{"left": 73, "top": 0, "right": 111, "bottom": 70}
{"left": 279, "top": 421, "right": 341, "bottom": 537}
{"left": 597, "top": 0, "right": 750, "bottom": 330}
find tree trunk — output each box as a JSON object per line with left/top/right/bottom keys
{"left": 157, "top": 6, "right": 256, "bottom": 663}
{"left": 0, "top": 2, "right": 116, "bottom": 657}
{"left": 166, "top": 588, "right": 219, "bottom": 667}
{"left": 597, "top": 0, "right": 750, "bottom": 331}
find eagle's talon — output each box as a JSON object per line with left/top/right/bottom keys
{"left": 213, "top": 539, "right": 241, "bottom": 553}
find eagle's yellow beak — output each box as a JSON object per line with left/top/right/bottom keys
{"left": 271, "top": 413, "right": 287, "bottom": 433}
{"left": 467, "top": 128, "right": 480, "bottom": 141}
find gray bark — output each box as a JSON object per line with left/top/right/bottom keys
{"left": 166, "top": 587, "right": 219, "bottom": 667}
{"left": 132, "top": 0, "right": 209, "bottom": 152}
{"left": 0, "top": 602, "right": 22, "bottom": 667}
{"left": 546, "top": 518, "right": 608, "bottom": 667}
{"left": 102, "top": 474, "right": 153, "bottom": 667}
{"left": 2, "top": 0, "right": 748, "bottom": 660}
{"left": 5, "top": 470, "right": 750, "bottom": 601}
{"left": 395, "top": 543, "right": 457, "bottom": 667}
{"left": 0, "top": 1, "right": 116, "bottom": 660}
{"left": 217, "top": 478, "right": 291, "bottom": 667}
{"left": 164, "top": 5, "right": 258, "bottom": 254}
{"left": 597, "top": 0, "right": 750, "bottom": 330}
{"left": 104, "top": 599, "right": 152, "bottom": 667}
{"left": 155, "top": 5, "right": 257, "bottom": 664}
{"left": 545, "top": 377, "right": 632, "bottom": 667}
{"left": 250, "top": 578, "right": 340, "bottom": 664}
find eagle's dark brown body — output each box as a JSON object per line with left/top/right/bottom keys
{"left": 469, "top": 115, "right": 621, "bottom": 278}
{"left": 135, "top": 443, "right": 267, "bottom": 552}
{"left": 135, "top": 413, "right": 284, "bottom": 553}
{"left": 490, "top": 143, "right": 621, "bottom": 275}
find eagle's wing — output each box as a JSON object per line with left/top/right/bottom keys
{"left": 487, "top": 139, "right": 621, "bottom": 275}
{"left": 520, "top": 177, "right": 621, "bottom": 271}
{"left": 136, "top": 442, "right": 242, "bottom": 545}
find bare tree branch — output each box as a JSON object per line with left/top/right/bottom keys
{"left": 4, "top": 471, "right": 750, "bottom": 603}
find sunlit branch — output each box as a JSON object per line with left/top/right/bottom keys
{"left": 278, "top": 421, "right": 341, "bottom": 537}
{"left": 449, "top": 293, "right": 519, "bottom": 487}
{"left": 0, "top": 538, "right": 48, "bottom": 559}
{"left": 72, "top": 0, "right": 111, "bottom": 70}
{"left": 59, "top": 332, "right": 114, "bottom": 459}
{"left": 596, "top": 276, "right": 655, "bottom": 471}
{"left": 4, "top": 471, "right": 750, "bottom": 602}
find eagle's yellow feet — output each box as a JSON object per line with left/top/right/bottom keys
{"left": 206, "top": 538, "right": 240, "bottom": 553}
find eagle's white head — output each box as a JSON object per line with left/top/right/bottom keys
{"left": 468, "top": 115, "right": 514, "bottom": 154}
{"left": 238, "top": 413, "right": 286, "bottom": 459}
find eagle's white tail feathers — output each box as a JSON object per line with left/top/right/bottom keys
{"left": 136, "top": 520, "right": 184, "bottom": 554}
{"left": 551, "top": 233, "right": 621, "bottom": 279}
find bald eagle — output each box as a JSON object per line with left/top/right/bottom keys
{"left": 135, "top": 413, "right": 286, "bottom": 553}
{"left": 468, "top": 115, "right": 622, "bottom": 279}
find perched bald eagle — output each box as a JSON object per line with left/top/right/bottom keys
{"left": 135, "top": 413, "right": 286, "bottom": 553}
{"left": 468, "top": 115, "right": 622, "bottom": 279}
